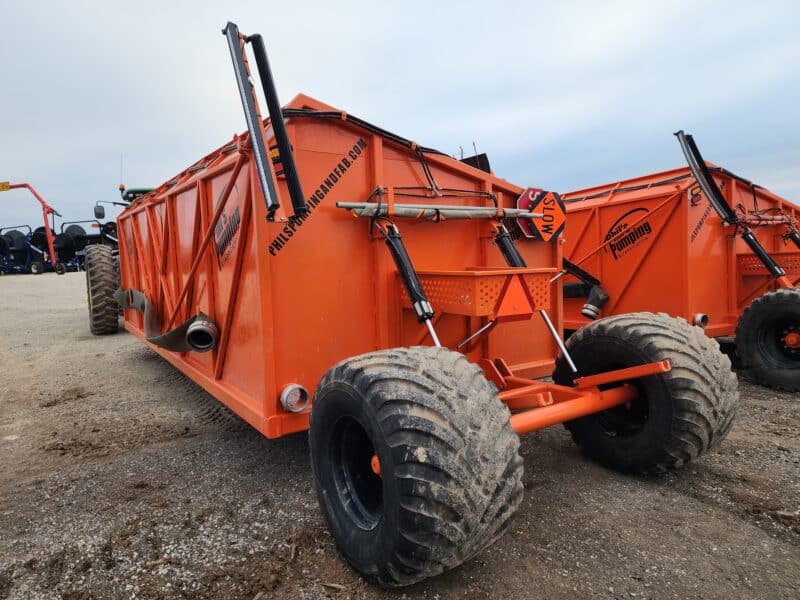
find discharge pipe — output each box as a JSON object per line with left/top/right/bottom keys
{"left": 186, "top": 317, "right": 219, "bottom": 352}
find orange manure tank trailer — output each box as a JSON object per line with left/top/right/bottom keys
{"left": 558, "top": 132, "right": 800, "bottom": 391}
{"left": 86, "top": 23, "right": 738, "bottom": 586}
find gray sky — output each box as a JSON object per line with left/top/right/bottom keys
{"left": 1, "top": 0, "right": 798, "bottom": 227}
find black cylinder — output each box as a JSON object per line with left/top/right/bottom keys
{"left": 495, "top": 226, "right": 526, "bottom": 268}
{"left": 788, "top": 229, "right": 800, "bottom": 250}
{"left": 384, "top": 227, "right": 434, "bottom": 322}
{"left": 742, "top": 229, "right": 785, "bottom": 278}
{"left": 247, "top": 34, "right": 307, "bottom": 218}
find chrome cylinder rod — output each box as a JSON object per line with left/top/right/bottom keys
{"left": 425, "top": 319, "right": 442, "bottom": 348}
{"left": 540, "top": 309, "right": 577, "bottom": 373}
{"left": 338, "top": 202, "right": 542, "bottom": 220}
{"left": 457, "top": 320, "right": 495, "bottom": 349}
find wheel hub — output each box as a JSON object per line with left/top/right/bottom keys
{"left": 782, "top": 327, "right": 800, "bottom": 352}
{"left": 331, "top": 416, "right": 383, "bottom": 530}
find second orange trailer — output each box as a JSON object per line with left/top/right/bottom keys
{"left": 554, "top": 133, "right": 800, "bottom": 390}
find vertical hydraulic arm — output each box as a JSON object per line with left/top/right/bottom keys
{"left": 223, "top": 22, "right": 306, "bottom": 220}
{"left": 245, "top": 34, "right": 307, "bottom": 217}
{"left": 675, "top": 131, "right": 789, "bottom": 285}
{"left": 223, "top": 23, "right": 278, "bottom": 218}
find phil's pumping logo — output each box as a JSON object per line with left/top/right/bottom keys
{"left": 215, "top": 205, "right": 241, "bottom": 266}
{"left": 214, "top": 184, "right": 242, "bottom": 268}
{"left": 604, "top": 208, "right": 652, "bottom": 260}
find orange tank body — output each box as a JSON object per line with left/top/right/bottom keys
{"left": 116, "top": 95, "right": 564, "bottom": 440}
{"left": 560, "top": 165, "right": 800, "bottom": 333}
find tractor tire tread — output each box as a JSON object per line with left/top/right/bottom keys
{"left": 85, "top": 244, "right": 119, "bottom": 335}
{"left": 735, "top": 287, "right": 800, "bottom": 391}
{"left": 311, "top": 346, "right": 523, "bottom": 587}
{"left": 554, "top": 312, "right": 737, "bottom": 473}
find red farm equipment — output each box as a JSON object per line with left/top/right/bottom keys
{"left": 556, "top": 132, "right": 800, "bottom": 391}
{"left": 85, "top": 23, "right": 738, "bottom": 586}
{"left": 0, "top": 181, "right": 66, "bottom": 274}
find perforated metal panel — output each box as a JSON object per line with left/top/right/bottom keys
{"left": 737, "top": 251, "right": 800, "bottom": 275}
{"left": 400, "top": 268, "right": 553, "bottom": 317}
{"left": 521, "top": 273, "right": 552, "bottom": 309}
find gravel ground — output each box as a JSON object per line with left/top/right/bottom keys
{"left": 0, "top": 272, "right": 798, "bottom": 599}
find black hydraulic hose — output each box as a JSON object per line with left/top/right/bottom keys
{"left": 562, "top": 259, "right": 609, "bottom": 320}
{"left": 562, "top": 258, "right": 601, "bottom": 287}
{"left": 246, "top": 34, "right": 307, "bottom": 218}
{"left": 282, "top": 108, "right": 445, "bottom": 156}
{"left": 564, "top": 166, "right": 767, "bottom": 205}
{"left": 674, "top": 131, "right": 739, "bottom": 224}
{"left": 675, "top": 131, "right": 792, "bottom": 281}
{"left": 561, "top": 258, "right": 609, "bottom": 320}
{"left": 563, "top": 173, "right": 694, "bottom": 203}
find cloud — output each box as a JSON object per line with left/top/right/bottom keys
{"left": 0, "top": 0, "right": 798, "bottom": 228}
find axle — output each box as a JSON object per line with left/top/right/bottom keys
{"left": 509, "top": 384, "right": 637, "bottom": 434}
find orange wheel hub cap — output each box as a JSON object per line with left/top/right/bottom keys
{"left": 785, "top": 331, "right": 800, "bottom": 349}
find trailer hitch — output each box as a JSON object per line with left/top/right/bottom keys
{"left": 482, "top": 357, "right": 671, "bottom": 435}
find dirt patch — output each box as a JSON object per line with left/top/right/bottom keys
{"left": 39, "top": 386, "right": 92, "bottom": 408}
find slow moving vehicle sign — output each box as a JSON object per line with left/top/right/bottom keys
{"left": 516, "top": 188, "right": 566, "bottom": 241}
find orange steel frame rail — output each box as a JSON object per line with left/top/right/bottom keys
{"left": 560, "top": 166, "right": 800, "bottom": 335}
{"left": 116, "top": 30, "right": 670, "bottom": 441}
{"left": 0, "top": 182, "right": 60, "bottom": 267}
